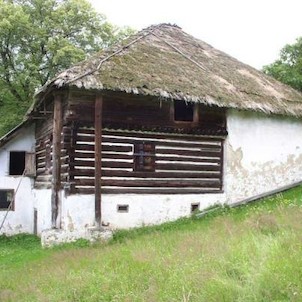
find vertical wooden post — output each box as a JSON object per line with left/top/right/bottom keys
{"left": 94, "top": 95, "right": 103, "bottom": 227}
{"left": 51, "top": 93, "right": 63, "bottom": 228}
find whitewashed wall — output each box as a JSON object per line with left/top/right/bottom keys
{"left": 0, "top": 125, "right": 36, "bottom": 235}
{"left": 3, "top": 109, "right": 302, "bottom": 237}
{"left": 58, "top": 193, "right": 224, "bottom": 231}
{"left": 225, "top": 110, "right": 302, "bottom": 203}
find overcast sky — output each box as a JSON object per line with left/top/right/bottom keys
{"left": 89, "top": 0, "right": 302, "bottom": 70}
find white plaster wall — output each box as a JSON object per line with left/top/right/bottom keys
{"left": 59, "top": 192, "right": 225, "bottom": 230}
{"left": 225, "top": 110, "right": 302, "bottom": 204}
{"left": 102, "top": 193, "right": 225, "bottom": 228}
{"left": 0, "top": 125, "right": 36, "bottom": 234}
{"left": 33, "top": 189, "right": 52, "bottom": 233}
{"left": 60, "top": 194, "right": 95, "bottom": 231}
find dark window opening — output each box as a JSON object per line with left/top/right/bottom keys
{"left": 191, "top": 203, "right": 200, "bottom": 213}
{"left": 117, "top": 204, "right": 129, "bottom": 213}
{"left": 134, "top": 143, "right": 155, "bottom": 172}
{"left": 174, "top": 100, "right": 194, "bottom": 122}
{"left": 0, "top": 190, "right": 14, "bottom": 210}
{"left": 9, "top": 151, "right": 26, "bottom": 176}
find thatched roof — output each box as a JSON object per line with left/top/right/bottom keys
{"left": 36, "top": 23, "right": 302, "bottom": 117}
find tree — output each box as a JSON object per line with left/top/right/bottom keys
{"left": 0, "top": 0, "right": 133, "bottom": 135}
{"left": 263, "top": 37, "right": 302, "bottom": 92}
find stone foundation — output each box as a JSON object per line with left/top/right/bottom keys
{"left": 41, "top": 227, "right": 113, "bottom": 247}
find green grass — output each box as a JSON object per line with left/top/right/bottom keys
{"left": 1, "top": 187, "right": 302, "bottom": 301}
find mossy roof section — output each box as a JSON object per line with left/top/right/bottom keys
{"left": 36, "top": 23, "right": 302, "bottom": 117}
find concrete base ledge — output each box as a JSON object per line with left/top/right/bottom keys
{"left": 41, "top": 227, "right": 113, "bottom": 247}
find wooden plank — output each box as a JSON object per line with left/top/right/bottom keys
{"left": 74, "top": 132, "right": 222, "bottom": 147}
{"left": 156, "top": 163, "right": 220, "bottom": 171}
{"left": 37, "top": 161, "right": 46, "bottom": 168}
{"left": 75, "top": 144, "right": 220, "bottom": 156}
{"left": 72, "top": 187, "right": 222, "bottom": 195}
{"left": 70, "top": 124, "right": 77, "bottom": 193}
{"left": 74, "top": 143, "right": 95, "bottom": 151}
{"left": 102, "top": 128, "right": 226, "bottom": 140}
{"left": 51, "top": 93, "right": 63, "bottom": 228}
{"left": 71, "top": 169, "right": 221, "bottom": 179}
{"left": 99, "top": 153, "right": 221, "bottom": 164}
{"left": 74, "top": 160, "right": 133, "bottom": 169}
{"left": 74, "top": 178, "right": 221, "bottom": 188}
{"left": 73, "top": 152, "right": 95, "bottom": 159}
{"left": 94, "top": 95, "right": 103, "bottom": 226}
{"left": 155, "top": 156, "right": 220, "bottom": 164}
{"left": 75, "top": 144, "right": 133, "bottom": 153}
{"left": 156, "top": 148, "right": 221, "bottom": 157}
{"left": 77, "top": 127, "right": 225, "bottom": 141}
{"left": 101, "top": 135, "right": 221, "bottom": 149}
{"left": 35, "top": 175, "right": 52, "bottom": 182}
{"left": 220, "top": 140, "right": 224, "bottom": 190}
{"left": 34, "top": 183, "right": 52, "bottom": 189}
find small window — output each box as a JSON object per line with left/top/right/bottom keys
{"left": 191, "top": 203, "right": 200, "bottom": 213}
{"left": 134, "top": 143, "right": 155, "bottom": 172}
{"left": 9, "top": 151, "right": 25, "bottom": 176}
{"left": 174, "top": 100, "right": 194, "bottom": 122}
{"left": 117, "top": 204, "right": 129, "bottom": 213}
{"left": 0, "top": 190, "right": 14, "bottom": 210}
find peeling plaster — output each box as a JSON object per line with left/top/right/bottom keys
{"left": 225, "top": 110, "right": 302, "bottom": 203}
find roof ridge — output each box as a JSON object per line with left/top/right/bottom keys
{"left": 149, "top": 30, "right": 207, "bottom": 72}
{"left": 65, "top": 24, "right": 165, "bottom": 86}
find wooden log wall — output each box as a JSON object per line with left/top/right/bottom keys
{"left": 64, "top": 93, "right": 226, "bottom": 130}
{"left": 69, "top": 126, "right": 224, "bottom": 194}
{"left": 34, "top": 103, "right": 54, "bottom": 189}
{"left": 34, "top": 98, "right": 69, "bottom": 189}
{"left": 33, "top": 92, "right": 226, "bottom": 193}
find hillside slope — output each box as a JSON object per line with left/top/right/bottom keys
{"left": 1, "top": 186, "right": 302, "bottom": 301}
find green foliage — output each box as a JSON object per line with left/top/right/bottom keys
{"left": 263, "top": 37, "right": 302, "bottom": 92}
{"left": 1, "top": 187, "right": 302, "bottom": 301}
{"left": 0, "top": 0, "right": 134, "bottom": 136}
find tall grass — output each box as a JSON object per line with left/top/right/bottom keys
{"left": 1, "top": 187, "right": 302, "bottom": 301}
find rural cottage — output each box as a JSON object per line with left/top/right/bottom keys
{"left": 1, "top": 24, "right": 302, "bottom": 243}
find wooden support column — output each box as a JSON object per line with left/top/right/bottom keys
{"left": 51, "top": 93, "right": 63, "bottom": 228}
{"left": 94, "top": 95, "right": 103, "bottom": 227}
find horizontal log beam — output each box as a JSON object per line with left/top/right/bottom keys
{"left": 156, "top": 148, "right": 221, "bottom": 157}
{"left": 73, "top": 135, "right": 222, "bottom": 149}
{"left": 77, "top": 128, "right": 225, "bottom": 141}
{"left": 74, "top": 178, "right": 221, "bottom": 188}
{"left": 72, "top": 187, "right": 222, "bottom": 195}
{"left": 74, "top": 144, "right": 133, "bottom": 153}
{"left": 71, "top": 169, "right": 221, "bottom": 179}
{"left": 72, "top": 160, "right": 220, "bottom": 171}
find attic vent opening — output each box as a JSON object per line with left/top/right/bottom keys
{"left": 174, "top": 100, "right": 194, "bottom": 122}
{"left": 9, "top": 151, "right": 25, "bottom": 176}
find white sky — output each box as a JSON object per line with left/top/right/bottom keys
{"left": 89, "top": 0, "right": 302, "bottom": 70}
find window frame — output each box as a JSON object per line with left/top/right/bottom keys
{"left": 8, "top": 151, "right": 36, "bottom": 177}
{"left": 0, "top": 189, "right": 15, "bottom": 211}
{"left": 9, "top": 151, "right": 26, "bottom": 176}
{"left": 171, "top": 100, "right": 199, "bottom": 123}
{"left": 133, "top": 142, "right": 156, "bottom": 172}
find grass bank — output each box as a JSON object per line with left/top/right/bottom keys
{"left": 1, "top": 187, "right": 302, "bottom": 301}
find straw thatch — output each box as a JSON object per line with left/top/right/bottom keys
{"left": 36, "top": 23, "right": 302, "bottom": 117}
